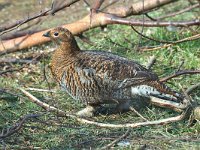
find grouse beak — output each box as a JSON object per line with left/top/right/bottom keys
{"left": 43, "top": 31, "right": 50, "bottom": 37}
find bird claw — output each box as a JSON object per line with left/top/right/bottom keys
{"left": 76, "top": 106, "right": 96, "bottom": 117}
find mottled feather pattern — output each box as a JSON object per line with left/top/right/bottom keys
{"left": 46, "top": 27, "right": 183, "bottom": 107}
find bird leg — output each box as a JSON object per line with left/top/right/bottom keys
{"left": 76, "top": 105, "right": 98, "bottom": 117}
{"left": 114, "top": 100, "right": 131, "bottom": 113}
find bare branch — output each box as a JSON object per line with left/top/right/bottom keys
{"left": 185, "top": 83, "right": 200, "bottom": 95}
{"left": 149, "top": 97, "right": 188, "bottom": 112}
{"left": 140, "top": 33, "right": 200, "bottom": 51}
{"left": 108, "top": 0, "right": 178, "bottom": 17}
{"left": 100, "top": 128, "right": 131, "bottom": 150}
{"left": 131, "top": 26, "right": 173, "bottom": 44}
{"left": 160, "top": 70, "right": 200, "bottom": 82}
{"left": 107, "top": 16, "right": 200, "bottom": 27}
{"left": 0, "top": 0, "right": 80, "bottom": 34}
{"left": 157, "top": 3, "right": 200, "bottom": 20}
{"left": 26, "top": 88, "right": 56, "bottom": 93}
{"left": 19, "top": 88, "right": 187, "bottom": 128}
{"left": 0, "top": 67, "right": 24, "bottom": 75}
{"left": 129, "top": 106, "right": 149, "bottom": 121}
{"left": 93, "top": 0, "right": 105, "bottom": 11}
{"left": 0, "top": 114, "right": 41, "bottom": 139}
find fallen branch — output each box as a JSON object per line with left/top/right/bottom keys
{"left": 129, "top": 106, "right": 149, "bottom": 121}
{"left": 100, "top": 128, "right": 131, "bottom": 150}
{"left": 0, "top": 114, "right": 41, "bottom": 139}
{"left": 160, "top": 70, "right": 200, "bottom": 82}
{"left": 0, "top": 58, "right": 37, "bottom": 64}
{"left": 26, "top": 87, "right": 56, "bottom": 93}
{"left": 19, "top": 88, "right": 187, "bottom": 128}
{"left": 0, "top": 67, "right": 24, "bottom": 75}
{"left": 1, "top": 29, "right": 42, "bottom": 41}
{"left": 140, "top": 33, "right": 200, "bottom": 51}
{"left": 185, "top": 82, "right": 200, "bottom": 95}
{"left": 149, "top": 97, "right": 188, "bottom": 112}
{"left": 1, "top": 0, "right": 197, "bottom": 55}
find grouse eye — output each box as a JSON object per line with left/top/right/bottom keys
{"left": 54, "top": 32, "right": 59, "bottom": 36}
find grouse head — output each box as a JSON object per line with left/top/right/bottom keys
{"left": 43, "top": 27, "right": 76, "bottom": 45}
{"left": 43, "top": 27, "right": 80, "bottom": 53}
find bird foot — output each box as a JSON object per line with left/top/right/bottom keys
{"left": 76, "top": 105, "right": 96, "bottom": 117}
{"left": 113, "top": 100, "right": 131, "bottom": 114}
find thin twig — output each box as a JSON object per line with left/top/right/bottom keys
{"left": 157, "top": 3, "right": 200, "bottom": 20}
{"left": 100, "top": 128, "right": 131, "bottom": 150}
{"left": 129, "top": 106, "right": 149, "bottom": 121}
{"left": 0, "top": 67, "right": 24, "bottom": 75}
{"left": 26, "top": 88, "right": 56, "bottom": 93}
{"left": 176, "top": 60, "right": 185, "bottom": 72}
{"left": 185, "top": 83, "right": 200, "bottom": 95}
{"left": 0, "top": 0, "right": 80, "bottom": 34}
{"left": 0, "top": 88, "right": 20, "bottom": 98}
{"left": 0, "top": 114, "right": 41, "bottom": 139}
{"left": 131, "top": 26, "right": 174, "bottom": 44}
{"left": 160, "top": 70, "right": 200, "bottom": 82}
{"left": 145, "top": 3, "right": 200, "bottom": 21}
{"left": 140, "top": 33, "right": 200, "bottom": 51}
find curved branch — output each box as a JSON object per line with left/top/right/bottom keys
{"left": 160, "top": 70, "right": 200, "bottom": 82}
{"left": 0, "top": 114, "right": 41, "bottom": 139}
{"left": 185, "top": 83, "right": 200, "bottom": 95}
{"left": 19, "top": 88, "right": 186, "bottom": 128}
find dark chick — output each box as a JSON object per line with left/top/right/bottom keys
{"left": 43, "top": 27, "right": 183, "bottom": 117}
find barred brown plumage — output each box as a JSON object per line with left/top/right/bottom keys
{"left": 43, "top": 27, "right": 183, "bottom": 117}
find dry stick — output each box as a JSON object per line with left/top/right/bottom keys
{"left": 26, "top": 88, "right": 56, "bottom": 93}
{"left": 129, "top": 106, "right": 149, "bottom": 121}
{"left": 145, "top": 3, "right": 200, "bottom": 21}
{"left": 149, "top": 97, "right": 188, "bottom": 112}
{"left": 108, "top": 16, "right": 200, "bottom": 27}
{"left": 0, "top": 114, "right": 41, "bottom": 139}
{"left": 108, "top": 0, "right": 177, "bottom": 17}
{"left": 185, "top": 82, "right": 200, "bottom": 95}
{"left": 19, "top": 88, "right": 186, "bottom": 128}
{"left": 140, "top": 33, "right": 200, "bottom": 51}
{"left": 0, "top": 0, "right": 80, "bottom": 34}
{"left": 131, "top": 26, "right": 174, "bottom": 44}
{"left": 157, "top": 3, "right": 200, "bottom": 20}
{"left": 0, "top": 29, "right": 42, "bottom": 41}
{"left": 0, "top": 67, "right": 24, "bottom": 75}
{"left": 100, "top": 128, "right": 131, "bottom": 150}
{"left": 160, "top": 70, "right": 200, "bottom": 82}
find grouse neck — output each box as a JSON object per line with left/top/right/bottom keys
{"left": 58, "top": 40, "right": 80, "bottom": 56}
